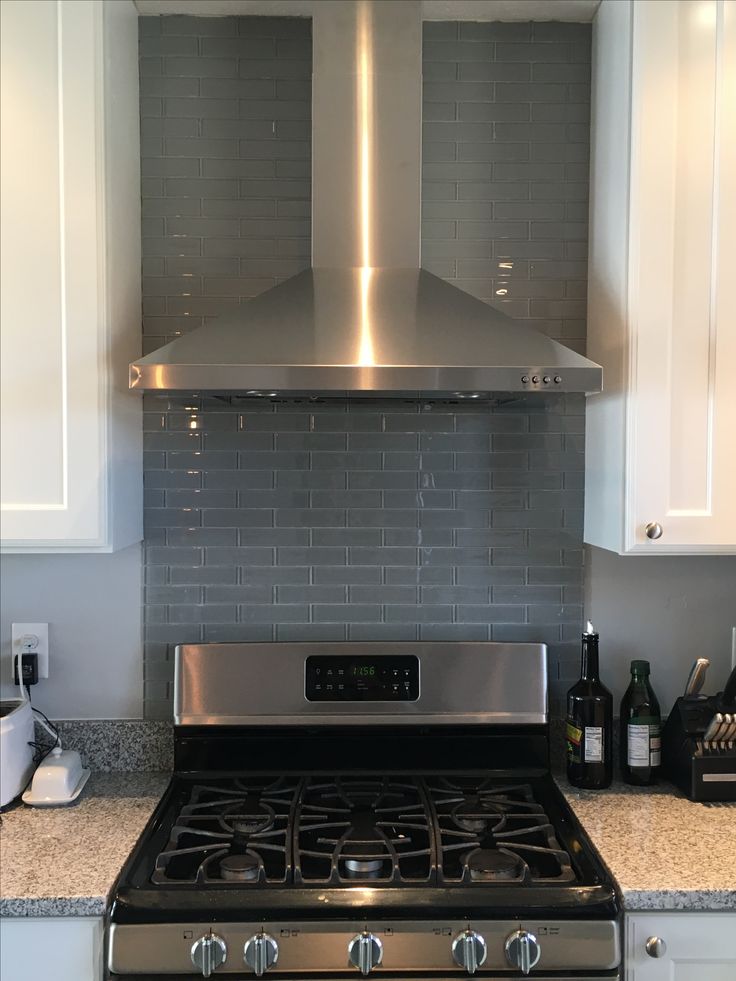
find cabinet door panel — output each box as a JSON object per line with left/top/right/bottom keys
{"left": 0, "top": 916, "right": 102, "bottom": 981}
{"left": 629, "top": 0, "right": 736, "bottom": 551}
{"left": 627, "top": 912, "right": 736, "bottom": 980}
{"left": 0, "top": 0, "right": 105, "bottom": 547}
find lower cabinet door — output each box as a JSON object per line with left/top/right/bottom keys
{"left": 626, "top": 912, "right": 736, "bottom": 980}
{"left": 0, "top": 916, "right": 102, "bottom": 981}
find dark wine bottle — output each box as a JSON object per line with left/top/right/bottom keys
{"left": 566, "top": 622, "right": 613, "bottom": 789}
{"left": 620, "top": 659, "right": 661, "bottom": 786}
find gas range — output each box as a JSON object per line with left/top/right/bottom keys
{"left": 107, "top": 642, "right": 620, "bottom": 979}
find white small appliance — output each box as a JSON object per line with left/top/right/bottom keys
{"left": 0, "top": 697, "right": 35, "bottom": 808}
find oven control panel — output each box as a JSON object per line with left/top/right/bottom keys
{"left": 305, "top": 655, "right": 419, "bottom": 702}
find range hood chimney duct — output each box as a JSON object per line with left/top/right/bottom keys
{"left": 312, "top": 0, "right": 421, "bottom": 269}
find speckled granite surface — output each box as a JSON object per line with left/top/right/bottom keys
{"left": 51, "top": 720, "right": 173, "bottom": 772}
{"left": 556, "top": 775, "right": 736, "bottom": 911}
{"left": 0, "top": 772, "right": 169, "bottom": 917}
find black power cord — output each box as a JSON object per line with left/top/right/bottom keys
{"left": 24, "top": 683, "right": 60, "bottom": 765}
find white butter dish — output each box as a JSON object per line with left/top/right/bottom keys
{"left": 22, "top": 748, "right": 90, "bottom": 807}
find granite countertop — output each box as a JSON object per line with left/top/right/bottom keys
{"left": 0, "top": 771, "right": 169, "bottom": 917}
{"left": 556, "top": 775, "right": 736, "bottom": 911}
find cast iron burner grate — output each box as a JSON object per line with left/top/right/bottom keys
{"left": 151, "top": 776, "right": 298, "bottom": 886}
{"left": 427, "top": 777, "right": 575, "bottom": 885}
{"left": 149, "top": 774, "right": 575, "bottom": 888}
{"left": 294, "top": 776, "right": 434, "bottom": 886}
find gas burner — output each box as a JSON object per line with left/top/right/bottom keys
{"left": 220, "top": 854, "right": 261, "bottom": 882}
{"left": 151, "top": 777, "right": 297, "bottom": 886}
{"left": 452, "top": 796, "right": 505, "bottom": 833}
{"left": 344, "top": 858, "right": 385, "bottom": 875}
{"left": 295, "top": 776, "right": 433, "bottom": 886}
{"left": 464, "top": 848, "right": 525, "bottom": 882}
{"left": 223, "top": 802, "right": 275, "bottom": 836}
{"left": 428, "top": 779, "right": 576, "bottom": 885}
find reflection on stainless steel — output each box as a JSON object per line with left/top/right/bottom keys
{"left": 174, "top": 641, "right": 548, "bottom": 726}
{"left": 358, "top": 265, "right": 374, "bottom": 368}
{"left": 129, "top": 1, "right": 602, "bottom": 397}
{"left": 130, "top": 269, "right": 602, "bottom": 395}
{"left": 357, "top": 1, "right": 373, "bottom": 271}
{"left": 109, "top": 920, "right": 621, "bottom": 976}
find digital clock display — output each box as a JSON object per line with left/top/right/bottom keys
{"left": 305, "top": 655, "right": 419, "bottom": 702}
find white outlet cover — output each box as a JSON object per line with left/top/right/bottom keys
{"left": 11, "top": 622, "right": 49, "bottom": 680}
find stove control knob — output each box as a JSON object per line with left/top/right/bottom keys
{"left": 244, "top": 932, "right": 279, "bottom": 977}
{"left": 348, "top": 932, "right": 383, "bottom": 975}
{"left": 452, "top": 930, "right": 487, "bottom": 974}
{"left": 191, "top": 933, "right": 227, "bottom": 977}
{"left": 505, "top": 929, "right": 541, "bottom": 975}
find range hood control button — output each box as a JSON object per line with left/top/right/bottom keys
{"left": 531, "top": 375, "right": 540, "bottom": 384}
{"left": 451, "top": 929, "right": 487, "bottom": 974}
{"left": 244, "top": 933, "right": 279, "bottom": 976}
{"left": 348, "top": 932, "right": 383, "bottom": 975}
{"left": 505, "top": 929, "right": 541, "bottom": 975}
{"left": 521, "top": 375, "right": 530, "bottom": 383}
{"left": 191, "top": 933, "right": 227, "bottom": 977}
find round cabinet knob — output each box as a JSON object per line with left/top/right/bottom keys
{"left": 645, "top": 936, "right": 667, "bottom": 958}
{"left": 244, "top": 933, "right": 279, "bottom": 977}
{"left": 505, "top": 930, "right": 541, "bottom": 976}
{"left": 191, "top": 933, "right": 227, "bottom": 978}
{"left": 348, "top": 932, "right": 383, "bottom": 975}
{"left": 451, "top": 930, "right": 487, "bottom": 975}
{"left": 645, "top": 522, "right": 663, "bottom": 540}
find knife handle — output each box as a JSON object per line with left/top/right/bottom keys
{"left": 702, "top": 713, "right": 724, "bottom": 742}
{"left": 684, "top": 658, "right": 709, "bottom": 697}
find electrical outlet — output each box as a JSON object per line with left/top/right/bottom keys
{"left": 11, "top": 622, "right": 49, "bottom": 680}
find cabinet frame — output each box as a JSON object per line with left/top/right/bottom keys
{"left": 0, "top": 0, "right": 142, "bottom": 553}
{"left": 584, "top": 0, "right": 736, "bottom": 555}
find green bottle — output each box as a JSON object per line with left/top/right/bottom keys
{"left": 620, "top": 660, "right": 661, "bottom": 786}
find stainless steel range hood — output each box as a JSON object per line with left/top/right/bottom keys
{"left": 130, "top": 0, "right": 601, "bottom": 397}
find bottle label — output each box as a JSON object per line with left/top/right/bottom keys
{"left": 566, "top": 721, "right": 605, "bottom": 764}
{"left": 627, "top": 721, "right": 661, "bottom": 767}
{"left": 566, "top": 721, "right": 583, "bottom": 764}
{"left": 584, "top": 726, "right": 603, "bottom": 763}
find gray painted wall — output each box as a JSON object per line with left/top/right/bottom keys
{"left": 0, "top": 545, "right": 143, "bottom": 718}
{"left": 584, "top": 546, "right": 736, "bottom": 713}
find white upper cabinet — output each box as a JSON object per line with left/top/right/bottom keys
{"left": 0, "top": 0, "right": 142, "bottom": 552}
{"left": 585, "top": 0, "right": 736, "bottom": 554}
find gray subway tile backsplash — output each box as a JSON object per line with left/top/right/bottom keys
{"left": 139, "top": 16, "right": 590, "bottom": 717}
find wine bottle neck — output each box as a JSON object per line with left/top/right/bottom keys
{"left": 581, "top": 637, "right": 600, "bottom": 681}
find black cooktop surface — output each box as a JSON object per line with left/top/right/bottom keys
{"left": 148, "top": 773, "right": 576, "bottom": 890}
